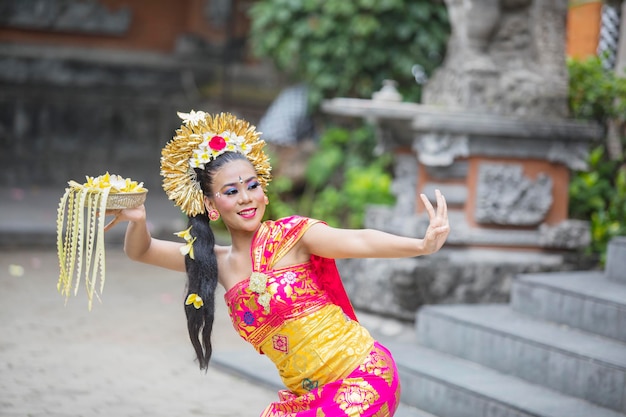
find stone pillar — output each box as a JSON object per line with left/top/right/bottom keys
{"left": 606, "top": 236, "right": 626, "bottom": 283}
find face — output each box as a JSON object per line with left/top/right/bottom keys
{"left": 204, "top": 159, "right": 268, "bottom": 232}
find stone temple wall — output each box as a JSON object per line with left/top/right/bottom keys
{"left": 0, "top": 0, "right": 282, "bottom": 191}
{"left": 0, "top": 47, "right": 200, "bottom": 191}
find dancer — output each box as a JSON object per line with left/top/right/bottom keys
{"left": 106, "top": 111, "right": 449, "bottom": 416}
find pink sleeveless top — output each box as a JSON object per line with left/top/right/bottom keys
{"left": 224, "top": 216, "right": 374, "bottom": 395}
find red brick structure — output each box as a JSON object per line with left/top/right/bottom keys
{"left": 0, "top": 0, "right": 251, "bottom": 53}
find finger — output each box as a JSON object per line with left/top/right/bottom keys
{"left": 104, "top": 213, "right": 120, "bottom": 232}
{"left": 104, "top": 219, "right": 115, "bottom": 232}
{"left": 433, "top": 189, "right": 442, "bottom": 218}
{"left": 438, "top": 191, "right": 448, "bottom": 220}
{"left": 420, "top": 193, "right": 436, "bottom": 218}
{"left": 435, "top": 224, "right": 450, "bottom": 235}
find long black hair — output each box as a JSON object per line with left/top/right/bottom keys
{"left": 184, "top": 151, "right": 250, "bottom": 370}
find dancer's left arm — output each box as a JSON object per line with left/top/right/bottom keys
{"left": 301, "top": 189, "right": 450, "bottom": 259}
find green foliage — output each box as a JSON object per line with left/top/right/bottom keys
{"left": 567, "top": 56, "right": 626, "bottom": 264}
{"left": 569, "top": 146, "right": 626, "bottom": 264}
{"left": 264, "top": 175, "right": 297, "bottom": 220}
{"left": 264, "top": 124, "right": 395, "bottom": 228}
{"left": 568, "top": 55, "right": 626, "bottom": 122}
{"left": 248, "top": 0, "right": 449, "bottom": 107}
{"left": 304, "top": 124, "right": 395, "bottom": 228}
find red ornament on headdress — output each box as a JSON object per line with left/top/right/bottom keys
{"left": 209, "top": 135, "right": 226, "bottom": 151}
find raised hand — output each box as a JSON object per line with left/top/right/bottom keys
{"left": 419, "top": 189, "right": 450, "bottom": 255}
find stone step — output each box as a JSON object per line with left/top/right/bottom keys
{"left": 416, "top": 304, "right": 626, "bottom": 413}
{"left": 511, "top": 271, "right": 626, "bottom": 343}
{"left": 389, "top": 343, "right": 625, "bottom": 417}
{"left": 211, "top": 348, "right": 431, "bottom": 417}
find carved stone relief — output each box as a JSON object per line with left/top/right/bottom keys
{"left": 423, "top": 0, "right": 569, "bottom": 118}
{"left": 0, "top": 0, "right": 131, "bottom": 35}
{"left": 539, "top": 220, "right": 591, "bottom": 249}
{"left": 475, "top": 163, "right": 553, "bottom": 225}
{"left": 547, "top": 141, "right": 589, "bottom": 171}
{"left": 413, "top": 133, "right": 469, "bottom": 167}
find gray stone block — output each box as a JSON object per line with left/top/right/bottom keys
{"left": 512, "top": 271, "right": 626, "bottom": 342}
{"left": 391, "top": 344, "right": 624, "bottom": 417}
{"left": 416, "top": 304, "right": 626, "bottom": 413}
{"left": 395, "top": 404, "right": 439, "bottom": 417}
{"left": 606, "top": 237, "right": 626, "bottom": 283}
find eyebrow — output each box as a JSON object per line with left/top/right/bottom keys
{"left": 219, "top": 176, "right": 258, "bottom": 190}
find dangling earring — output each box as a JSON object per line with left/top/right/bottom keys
{"left": 208, "top": 209, "right": 220, "bottom": 222}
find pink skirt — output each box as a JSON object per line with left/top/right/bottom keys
{"left": 260, "top": 342, "right": 401, "bottom": 416}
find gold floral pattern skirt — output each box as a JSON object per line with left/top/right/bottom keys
{"left": 260, "top": 342, "right": 400, "bottom": 417}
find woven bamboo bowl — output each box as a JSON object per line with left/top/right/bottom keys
{"left": 105, "top": 191, "right": 148, "bottom": 209}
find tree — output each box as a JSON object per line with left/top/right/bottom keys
{"left": 248, "top": 0, "right": 449, "bottom": 107}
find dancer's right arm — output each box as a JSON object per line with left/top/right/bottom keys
{"left": 107, "top": 205, "right": 186, "bottom": 272}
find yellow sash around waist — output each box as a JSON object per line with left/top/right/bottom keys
{"left": 259, "top": 304, "right": 374, "bottom": 396}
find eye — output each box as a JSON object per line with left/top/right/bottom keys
{"left": 224, "top": 187, "right": 238, "bottom": 196}
{"left": 247, "top": 180, "right": 260, "bottom": 190}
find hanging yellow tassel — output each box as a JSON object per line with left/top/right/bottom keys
{"left": 56, "top": 173, "right": 147, "bottom": 310}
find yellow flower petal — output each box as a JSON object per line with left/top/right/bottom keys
{"left": 178, "top": 237, "right": 196, "bottom": 259}
{"left": 174, "top": 226, "right": 193, "bottom": 241}
{"left": 185, "top": 293, "right": 203, "bottom": 309}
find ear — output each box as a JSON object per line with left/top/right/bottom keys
{"left": 204, "top": 195, "right": 214, "bottom": 212}
{"left": 264, "top": 195, "right": 269, "bottom": 205}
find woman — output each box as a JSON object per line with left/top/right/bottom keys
{"left": 106, "top": 111, "right": 449, "bottom": 416}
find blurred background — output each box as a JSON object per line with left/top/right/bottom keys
{"left": 0, "top": 1, "right": 624, "bottom": 259}
{"left": 1, "top": 1, "right": 626, "bottom": 416}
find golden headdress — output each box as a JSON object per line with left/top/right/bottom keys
{"left": 161, "top": 111, "right": 272, "bottom": 217}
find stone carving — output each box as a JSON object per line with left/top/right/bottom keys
{"left": 389, "top": 154, "right": 418, "bottom": 215}
{"left": 475, "top": 163, "right": 552, "bottom": 225}
{"left": 547, "top": 141, "right": 590, "bottom": 171}
{"left": 372, "top": 80, "right": 403, "bottom": 102}
{"left": 0, "top": 0, "right": 132, "bottom": 35}
{"left": 413, "top": 133, "right": 469, "bottom": 167}
{"left": 423, "top": 0, "right": 569, "bottom": 118}
{"left": 539, "top": 220, "right": 591, "bottom": 249}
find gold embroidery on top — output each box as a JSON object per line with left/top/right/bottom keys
{"left": 273, "top": 334, "right": 289, "bottom": 353}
